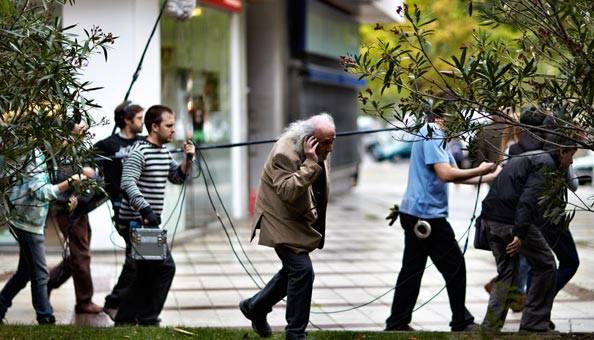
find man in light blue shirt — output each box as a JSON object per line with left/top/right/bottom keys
{"left": 400, "top": 124, "right": 457, "bottom": 219}
{"left": 386, "top": 113, "right": 499, "bottom": 332}
{"left": 0, "top": 149, "right": 84, "bottom": 324}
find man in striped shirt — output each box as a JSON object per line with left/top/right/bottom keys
{"left": 115, "top": 105, "right": 194, "bottom": 325}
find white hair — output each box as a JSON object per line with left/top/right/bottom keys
{"left": 280, "top": 113, "right": 335, "bottom": 156}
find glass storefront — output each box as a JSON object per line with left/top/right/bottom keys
{"left": 161, "top": 6, "right": 232, "bottom": 228}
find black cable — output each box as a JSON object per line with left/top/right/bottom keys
{"left": 196, "top": 151, "right": 322, "bottom": 331}
{"left": 113, "top": 0, "right": 169, "bottom": 135}
{"left": 195, "top": 153, "right": 265, "bottom": 289}
{"left": 168, "top": 183, "right": 187, "bottom": 252}
{"left": 184, "top": 127, "right": 402, "bottom": 152}
{"left": 123, "top": 0, "right": 168, "bottom": 102}
{"left": 197, "top": 149, "right": 267, "bottom": 285}
{"left": 195, "top": 147, "right": 485, "bottom": 315}
{"left": 97, "top": 127, "right": 405, "bottom": 162}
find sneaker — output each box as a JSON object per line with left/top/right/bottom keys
{"left": 239, "top": 299, "right": 272, "bottom": 337}
{"left": 75, "top": 302, "right": 103, "bottom": 314}
{"left": 103, "top": 306, "right": 118, "bottom": 321}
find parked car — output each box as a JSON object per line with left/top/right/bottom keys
{"left": 357, "top": 116, "right": 413, "bottom": 162}
{"left": 357, "top": 115, "right": 383, "bottom": 153}
{"left": 573, "top": 150, "right": 594, "bottom": 185}
{"left": 370, "top": 136, "right": 414, "bottom": 162}
{"left": 366, "top": 125, "right": 415, "bottom": 162}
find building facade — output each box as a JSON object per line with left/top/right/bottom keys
{"left": 58, "top": 0, "right": 248, "bottom": 249}
{"left": 246, "top": 0, "right": 398, "bottom": 195}
{"left": 0, "top": 0, "right": 399, "bottom": 248}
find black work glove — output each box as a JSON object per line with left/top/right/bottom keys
{"left": 139, "top": 206, "right": 161, "bottom": 228}
{"left": 386, "top": 204, "right": 400, "bottom": 226}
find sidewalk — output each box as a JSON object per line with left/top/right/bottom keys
{"left": 2, "top": 158, "right": 594, "bottom": 333}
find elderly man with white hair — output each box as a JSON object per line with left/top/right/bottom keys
{"left": 240, "top": 113, "right": 336, "bottom": 340}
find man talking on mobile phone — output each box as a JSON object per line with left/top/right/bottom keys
{"left": 240, "top": 113, "right": 335, "bottom": 340}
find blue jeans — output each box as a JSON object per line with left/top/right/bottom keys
{"left": 0, "top": 226, "right": 54, "bottom": 323}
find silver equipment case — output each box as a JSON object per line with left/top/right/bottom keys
{"left": 131, "top": 228, "right": 168, "bottom": 260}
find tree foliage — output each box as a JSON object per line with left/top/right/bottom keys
{"left": 359, "top": 0, "right": 518, "bottom": 107}
{"left": 0, "top": 0, "right": 115, "bottom": 225}
{"left": 348, "top": 0, "right": 593, "bottom": 146}
{"left": 346, "top": 0, "right": 594, "bottom": 216}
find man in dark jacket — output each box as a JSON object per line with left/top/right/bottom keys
{"left": 481, "top": 137, "right": 577, "bottom": 332}
{"left": 95, "top": 101, "right": 144, "bottom": 318}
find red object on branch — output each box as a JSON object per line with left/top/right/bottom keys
{"left": 201, "top": 0, "right": 242, "bottom": 13}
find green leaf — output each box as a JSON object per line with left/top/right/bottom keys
{"left": 418, "top": 18, "right": 437, "bottom": 28}
{"left": 0, "top": 0, "right": 13, "bottom": 17}
{"left": 382, "top": 61, "right": 395, "bottom": 95}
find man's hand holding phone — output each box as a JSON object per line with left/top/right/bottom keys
{"left": 304, "top": 136, "right": 319, "bottom": 163}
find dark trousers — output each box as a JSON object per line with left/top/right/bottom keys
{"left": 520, "top": 227, "right": 579, "bottom": 300}
{"left": 244, "top": 245, "right": 314, "bottom": 339}
{"left": 542, "top": 227, "right": 579, "bottom": 296}
{"left": 0, "top": 226, "right": 54, "bottom": 323}
{"left": 115, "top": 249, "right": 175, "bottom": 324}
{"left": 386, "top": 213, "right": 474, "bottom": 331}
{"left": 482, "top": 220, "right": 556, "bottom": 331}
{"left": 47, "top": 212, "right": 94, "bottom": 307}
{"left": 104, "top": 210, "right": 137, "bottom": 309}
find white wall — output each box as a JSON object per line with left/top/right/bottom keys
{"left": 63, "top": 0, "right": 162, "bottom": 250}
{"left": 63, "top": 0, "right": 161, "bottom": 141}
{"left": 62, "top": 1, "right": 248, "bottom": 248}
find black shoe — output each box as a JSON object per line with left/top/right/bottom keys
{"left": 453, "top": 322, "right": 480, "bottom": 332}
{"left": 286, "top": 333, "right": 307, "bottom": 340}
{"left": 239, "top": 299, "right": 272, "bottom": 337}
{"left": 519, "top": 327, "right": 559, "bottom": 333}
{"left": 114, "top": 319, "right": 136, "bottom": 327}
{"left": 38, "top": 315, "right": 56, "bottom": 325}
{"left": 138, "top": 318, "right": 161, "bottom": 326}
{"left": 549, "top": 321, "right": 556, "bottom": 330}
{"left": 385, "top": 324, "right": 415, "bottom": 331}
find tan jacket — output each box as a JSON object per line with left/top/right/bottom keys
{"left": 250, "top": 135, "right": 329, "bottom": 253}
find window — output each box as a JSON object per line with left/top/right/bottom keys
{"left": 161, "top": 6, "right": 232, "bottom": 228}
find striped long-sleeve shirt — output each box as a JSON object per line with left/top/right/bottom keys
{"left": 119, "top": 140, "right": 186, "bottom": 222}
